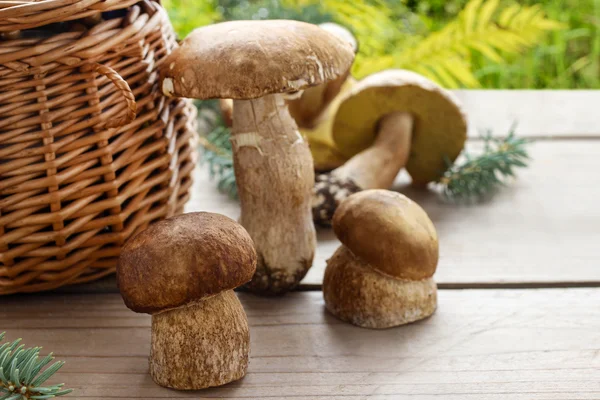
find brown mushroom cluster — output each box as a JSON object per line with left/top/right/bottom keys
{"left": 115, "top": 17, "right": 458, "bottom": 392}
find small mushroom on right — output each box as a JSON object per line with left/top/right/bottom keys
{"left": 323, "top": 189, "right": 438, "bottom": 329}
{"left": 312, "top": 69, "right": 467, "bottom": 226}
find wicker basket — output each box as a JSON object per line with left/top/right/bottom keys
{"left": 0, "top": 0, "right": 197, "bottom": 294}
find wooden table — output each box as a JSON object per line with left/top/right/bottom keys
{"left": 3, "top": 91, "right": 600, "bottom": 399}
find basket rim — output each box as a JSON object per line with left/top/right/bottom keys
{"left": 0, "top": 5, "right": 171, "bottom": 74}
{"left": 0, "top": 0, "right": 142, "bottom": 32}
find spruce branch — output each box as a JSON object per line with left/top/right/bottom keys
{"left": 0, "top": 333, "right": 72, "bottom": 400}
{"left": 199, "top": 117, "right": 531, "bottom": 204}
{"left": 200, "top": 122, "right": 237, "bottom": 199}
{"left": 438, "top": 125, "right": 530, "bottom": 202}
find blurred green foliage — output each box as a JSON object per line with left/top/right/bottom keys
{"left": 471, "top": 0, "right": 600, "bottom": 88}
{"left": 162, "top": 0, "right": 220, "bottom": 36}
{"left": 400, "top": 0, "right": 599, "bottom": 88}
{"left": 162, "top": 0, "right": 599, "bottom": 89}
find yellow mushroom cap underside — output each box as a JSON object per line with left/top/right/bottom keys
{"left": 332, "top": 69, "right": 468, "bottom": 185}
{"left": 301, "top": 78, "right": 355, "bottom": 171}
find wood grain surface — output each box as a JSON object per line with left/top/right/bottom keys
{"left": 1, "top": 289, "right": 598, "bottom": 399}
{"left": 453, "top": 90, "right": 600, "bottom": 138}
{"left": 2, "top": 91, "right": 598, "bottom": 399}
{"left": 187, "top": 140, "right": 600, "bottom": 288}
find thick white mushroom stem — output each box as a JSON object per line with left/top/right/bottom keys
{"left": 312, "top": 112, "right": 413, "bottom": 226}
{"left": 232, "top": 94, "right": 316, "bottom": 295}
{"left": 150, "top": 291, "right": 249, "bottom": 390}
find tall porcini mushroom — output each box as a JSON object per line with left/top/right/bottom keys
{"left": 287, "top": 22, "right": 358, "bottom": 129}
{"left": 323, "top": 190, "right": 438, "bottom": 329}
{"left": 160, "top": 20, "right": 355, "bottom": 294}
{"left": 312, "top": 69, "right": 467, "bottom": 225}
{"left": 117, "top": 212, "right": 257, "bottom": 390}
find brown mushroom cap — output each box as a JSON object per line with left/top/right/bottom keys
{"left": 160, "top": 20, "right": 355, "bottom": 100}
{"left": 332, "top": 69, "right": 467, "bottom": 184}
{"left": 332, "top": 190, "right": 438, "bottom": 280}
{"left": 117, "top": 212, "right": 257, "bottom": 314}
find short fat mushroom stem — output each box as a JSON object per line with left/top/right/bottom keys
{"left": 150, "top": 290, "right": 249, "bottom": 390}
{"left": 232, "top": 94, "right": 316, "bottom": 295}
{"left": 323, "top": 246, "right": 437, "bottom": 329}
{"left": 312, "top": 112, "right": 413, "bottom": 226}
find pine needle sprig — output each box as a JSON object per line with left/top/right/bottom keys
{"left": 0, "top": 332, "right": 72, "bottom": 399}
{"left": 198, "top": 111, "right": 530, "bottom": 204}
{"left": 439, "top": 126, "right": 530, "bottom": 202}
{"left": 200, "top": 122, "right": 237, "bottom": 199}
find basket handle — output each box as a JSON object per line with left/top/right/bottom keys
{"left": 84, "top": 63, "right": 137, "bottom": 129}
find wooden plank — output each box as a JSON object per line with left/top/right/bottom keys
{"left": 453, "top": 90, "right": 600, "bottom": 138}
{"left": 1, "top": 290, "right": 599, "bottom": 398}
{"left": 186, "top": 140, "right": 600, "bottom": 287}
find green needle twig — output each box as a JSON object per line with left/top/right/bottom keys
{"left": 0, "top": 333, "right": 72, "bottom": 400}
{"left": 199, "top": 110, "right": 531, "bottom": 205}
{"left": 200, "top": 122, "right": 237, "bottom": 199}
{"left": 439, "top": 125, "right": 531, "bottom": 202}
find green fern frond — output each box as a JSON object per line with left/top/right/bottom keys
{"left": 0, "top": 333, "right": 72, "bottom": 400}
{"left": 354, "top": 0, "right": 564, "bottom": 87}
{"left": 282, "top": 0, "right": 417, "bottom": 74}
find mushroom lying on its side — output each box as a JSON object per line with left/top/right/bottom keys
{"left": 312, "top": 69, "right": 468, "bottom": 226}
{"left": 323, "top": 190, "right": 438, "bottom": 329}
{"left": 160, "top": 20, "right": 355, "bottom": 294}
{"left": 117, "top": 213, "right": 257, "bottom": 390}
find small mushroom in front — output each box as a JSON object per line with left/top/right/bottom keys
{"left": 312, "top": 69, "right": 468, "bottom": 226}
{"left": 323, "top": 190, "right": 438, "bottom": 329}
{"left": 117, "top": 212, "right": 257, "bottom": 390}
{"left": 160, "top": 20, "right": 355, "bottom": 294}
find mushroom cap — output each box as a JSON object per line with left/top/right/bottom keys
{"left": 332, "top": 190, "right": 438, "bottom": 280}
{"left": 117, "top": 212, "right": 257, "bottom": 314}
{"left": 332, "top": 69, "right": 467, "bottom": 184}
{"left": 160, "top": 20, "right": 355, "bottom": 100}
{"left": 318, "top": 22, "right": 358, "bottom": 53}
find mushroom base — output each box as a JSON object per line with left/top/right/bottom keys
{"left": 245, "top": 255, "right": 312, "bottom": 296}
{"left": 150, "top": 290, "right": 250, "bottom": 390}
{"left": 312, "top": 174, "right": 362, "bottom": 227}
{"left": 323, "top": 246, "right": 437, "bottom": 329}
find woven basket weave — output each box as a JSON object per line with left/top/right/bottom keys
{"left": 0, "top": 0, "right": 197, "bottom": 294}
